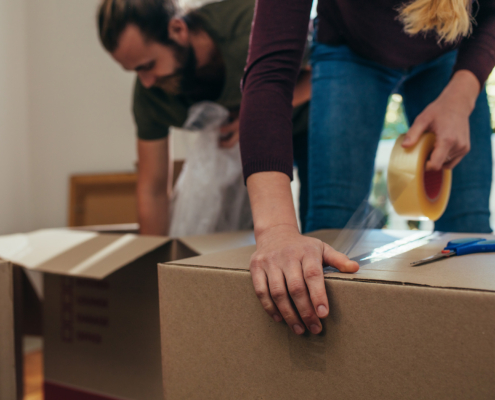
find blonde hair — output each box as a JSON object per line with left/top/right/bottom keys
{"left": 398, "top": 0, "right": 474, "bottom": 43}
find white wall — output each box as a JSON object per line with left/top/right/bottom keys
{"left": 0, "top": 0, "right": 33, "bottom": 234}
{"left": 25, "top": 0, "right": 137, "bottom": 230}
{"left": 0, "top": 0, "right": 218, "bottom": 235}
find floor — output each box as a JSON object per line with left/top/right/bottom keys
{"left": 23, "top": 336, "right": 43, "bottom": 400}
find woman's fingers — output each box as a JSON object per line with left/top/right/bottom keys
{"left": 249, "top": 228, "right": 360, "bottom": 335}
{"left": 267, "top": 267, "right": 306, "bottom": 334}
{"left": 322, "top": 243, "right": 359, "bottom": 273}
{"left": 402, "top": 112, "right": 430, "bottom": 148}
{"left": 250, "top": 265, "right": 282, "bottom": 322}
{"left": 302, "top": 254, "right": 329, "bottom": 319}
{"left": 285, "top": 261, "right": 323, "bottom": 334}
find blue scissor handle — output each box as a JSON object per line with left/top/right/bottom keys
{"left": 456, "top": 239, "right": 495, "bottom": 256}
{"left": 445, "top": 238, "right": 486, "bottom": 251}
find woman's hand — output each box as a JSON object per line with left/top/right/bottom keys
{"left": 251, "top": 224, "right": 359, "bottom": 335}
{"left": 402, "top": 70, "right": 480, "bottom": 170}
{"left": 247, "top": 172, "right": 359, "bottom": 335}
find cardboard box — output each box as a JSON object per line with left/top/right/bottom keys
{"left": 0, "top": 260, "right": 18, "bottom": 400}
{"left": 158, "top": 229, "right": 495, "bottom": 400}
{"left": 0, "top": 228, "right": 254, "bottom": 400}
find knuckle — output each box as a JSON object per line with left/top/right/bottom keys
{"left": 299, "top": 311, "right": 315, "bottom": 321}
{"left": 260, "top": 299, "right": 274, "bottom": 312}
{"left": 287, "top": 281, "right": 307, "bottom": 297}
{"left": 250, "top": 253, "right": 266, "bottom": 269}
{"left": 304, "top": 266, "right": 323, "bottom": 280}
{"left": 282, "top": 311, "right": 295, "bottom": 321}
{"left": 443, "top": 136, "right": 455, "bottom": 147}
{"left": 254, "top": 287, "right": 266, "bottom": 299}
{"left": 270, "top": 287, "right": 287, "bottom": 302}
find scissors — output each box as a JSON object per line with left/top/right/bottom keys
{"left": 411, "top": 237, "right": 495, "bottom": 267}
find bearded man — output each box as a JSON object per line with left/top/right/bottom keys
{"left": 97, "top": 0, "right": 311, "bottom": 234}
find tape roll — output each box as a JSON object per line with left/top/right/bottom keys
{"left": 387, "top": 133, "right": 451, "bottom": 221}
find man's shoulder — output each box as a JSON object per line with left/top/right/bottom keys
{"left": 196, "top": 0, "right": 255, "bottom": 40}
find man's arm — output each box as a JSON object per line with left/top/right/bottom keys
{"left": 292, "top": 68, "right": 311, "bottom": 107}
{"left": 137, "top": 137, "right": 173, "bottom": 235}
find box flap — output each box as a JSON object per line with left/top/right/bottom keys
{"left": 0, "top": 229, "right": 171, "bottom": 279}
{"left": 165, "top": 229, "right": 495, "bottom": 292}
{"left": 70, "top": 223, "right": 139, "bottom": 234}
{"left": 165, "top": 229, "right": 405, "bottom": 271}
{"left": 178, "top": 231, "right": 255, "bottom": 255}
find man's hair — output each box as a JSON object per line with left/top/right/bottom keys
{"left": 398, "top": 0, "right": 474, "bottom": 43}
{"left": 97, "top": 0, "right": 179, "bottom": 52}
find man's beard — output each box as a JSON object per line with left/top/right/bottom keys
{"left": 153, "top": 42, "right": 225, "bottom": 102}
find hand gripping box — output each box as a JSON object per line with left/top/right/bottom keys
{"left": 0, "top": 228, "right": 254, "bottom": 400}
{"left": 158, "top": 229, "right": 495, "bottom": 400}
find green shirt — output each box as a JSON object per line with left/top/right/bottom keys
{"left": 133, "top": 0, "right": 308, "bottom": 140}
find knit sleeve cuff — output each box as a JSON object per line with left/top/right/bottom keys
{"left": 242, "top": 158, "right": 294, "bottom": 184}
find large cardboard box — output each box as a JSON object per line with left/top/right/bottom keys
{"left": 158, "top": 229, "right": 495, "bottom": 399}
{"left": 0, "top": 260, "right": 17, "bottom": 400}
{"left": 0, "top": 228, "right": 254, "bottom": 400}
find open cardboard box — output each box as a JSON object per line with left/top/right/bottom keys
{"left": 0, "top": 227, "right": 254, "bottom": 400}
{"left": 158, "top": 229, "right": 495, "bottom": 400}
{"left": 0, "top": 260, "right": 17, "bottom": 400}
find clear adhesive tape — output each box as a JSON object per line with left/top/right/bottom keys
{"left": 387, "top": 133, "right": 452, "bottom": 221}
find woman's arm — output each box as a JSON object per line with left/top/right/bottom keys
{"left": 403, "top": 0, "right": 495, "bottom": 168}
{"left": 247, "top": 172, "right": 359, "bottom": 335}
{"left": 240, "top": 0, "right": 359, "bottom": 335}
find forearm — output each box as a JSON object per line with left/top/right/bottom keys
{"left": 441, "top": 70, "right": 480, "bottom": 113}
{"left": 292, "top": 69, "right": 311, "bottom": 107}
{"left": 136, "top": 137, "right": 173, "bottom": 236}
{"left": 246, "top": 171, "right": 299, "bottom": 239}
{"left": 137, "top": 185, "right": 170, "bottom": 235}
{"left": 240, "top": 0, "right": 313, "bottom": 181}
{"left": 453, "top": 0, "right": 495, "bottom": 88}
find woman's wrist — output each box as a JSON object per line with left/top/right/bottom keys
{"left": 246, "top": 171, "right": 299, "bottom": 239}
{"left": 442, "top": 70, "right": 480, "bottom": 116}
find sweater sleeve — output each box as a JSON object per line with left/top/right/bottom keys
{"left": 453, "top": 0, "right": 495, "bottom": 87}
{"left": 239, "top": 0, "right": 313, "bottom": 181}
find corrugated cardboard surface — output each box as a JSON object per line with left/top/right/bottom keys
{"left": 170, "top": 230, "right": 495, "bottom": 291}
{"left": 159, "top": 229, "right": 495, "bottom": 399}
{"left": 0, "top": 229, "right": 170, "bottom": 279}
{"left": 41, "top": 230, "right": 255, "bottom": 400}
{"left": 44, "top": 244, "right": 178, "bottom": 400}
{"left": 0, "top": 261, "right": 17, "bottom": 400}
{"left": 178, "top": 231, "right": 255, "bottom": 255}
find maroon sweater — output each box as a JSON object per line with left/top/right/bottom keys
{"left": 240, "top": 0, "right": 495, "bottom": 181}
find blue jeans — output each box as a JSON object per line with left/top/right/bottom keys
{"left": 306, "top": 43, "right": 493, "bottom": 233}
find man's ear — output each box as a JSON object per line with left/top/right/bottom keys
{"left": 168, "top": 18, "right": 189, "bottom": 46}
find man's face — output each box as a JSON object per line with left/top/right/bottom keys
{"left": 111, "top": 24, "right": 195, "bottom": 94}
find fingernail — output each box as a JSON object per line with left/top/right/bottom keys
{"left": 273, "top": 314, "right": 282, "bottom": 322}
{"left": 317, "top": 305, "right": 327, "bottom": 317}
{"left": 293, "top": 324, "right": 304, "bottom": 335}
{"left": 310, "top": 324, "right": 321, "bottom": 334}
{"left": 402, "top": 137, "right": 411, "bottom": 145}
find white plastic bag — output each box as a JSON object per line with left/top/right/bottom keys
{"left": 169, "top": 102, "right": 253, "bottom": 236}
